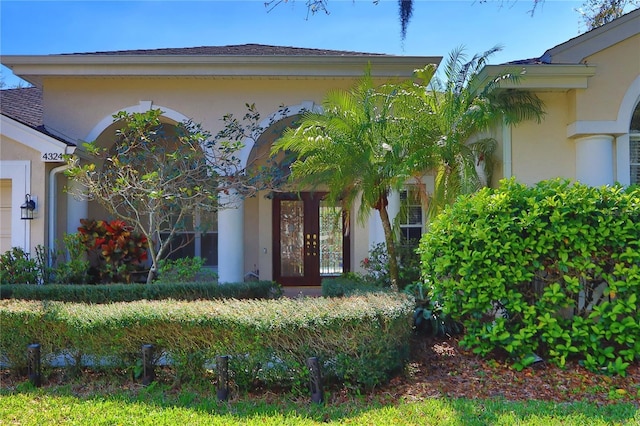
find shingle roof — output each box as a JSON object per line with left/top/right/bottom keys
{"left": 1, "top": 86, "right": 43, "bottom": 128}
{"left": 63, "top": 44, "right": 387, "bottom": 57}
{"left": 0, "top": 86, "right": 74, "bottom": 145}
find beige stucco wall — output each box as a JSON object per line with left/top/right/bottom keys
{"left": 500, "top": 35, "right": 640, "bottom": 186}
{"left": 42, "top": 78, "right": 359, "bottom": 143}
{"left": 573, "top": 34, "right": 640, "bottom": 122}
{"left": 507, "top": 91, "right": 576, "bottom": 185}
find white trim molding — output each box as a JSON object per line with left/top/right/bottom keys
{"left": 1, "top": 115, "right": 75, "bottom": 157}
{"left": 0, "top": 161, "right": 31, "bottom": 251}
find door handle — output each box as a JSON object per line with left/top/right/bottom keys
{"left": 306, "top": 233, "right": 318, "bottom": 256}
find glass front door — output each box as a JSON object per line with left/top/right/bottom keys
{"left": 273, "top": 192, "right": 349, "bottom": 286}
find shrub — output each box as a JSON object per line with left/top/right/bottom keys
{"left": 419, "top": 178, "right": 640, "bottom": 374}
{"left": 0, "top": 294, "right": 413, "bottom": 390}
{"left": 77, "top": 218, "right": 149, "bottom": 283}
{"left": 321, "top": 275, "right": 387, "bottom": 298}
{"left": 361, "top": 242, "right": 421, "bottom": 290}
{"left": 0, "top": 247, "right": 39, "bottom": 284}
{"left": 0, "top": 280, "right": 279, "bottom": 303}
{"left": 156, "top": 257, "right": 217, "bottom": 283}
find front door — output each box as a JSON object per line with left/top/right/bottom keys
{"left": 273, "top": 192, "right": 349, "bottom": 286}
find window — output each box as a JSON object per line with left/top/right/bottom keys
{"left": 399, "top": 186, "right": 424, "bottom": 244}
{"left": 161, "top": 210, "right": 217, "bottom": 267}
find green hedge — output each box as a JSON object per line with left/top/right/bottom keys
{"left": 321, "top": 276, "right": 387, "bottom": 297}
{"left": 420, "top": 178, "right": 640, "bottom": 374}
{"left": 0, "top": 294, "right": 413, "bottom": 391}
{"left": 0, "top": 281, "right": 280, "bottom": 303}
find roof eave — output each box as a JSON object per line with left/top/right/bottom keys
{"left": 540, "top": 8, "right": 640, "bottom": 64}
{"left": 2, "top": 54, "right": 442, "bottom": 86}
{"left": 476, "top": 64, "right": 597, "bottom": 91}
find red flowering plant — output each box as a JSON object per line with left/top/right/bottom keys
{"left": 77, "top": 218, "right": 149, "bottom": 283}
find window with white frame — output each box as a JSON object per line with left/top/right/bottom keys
{"left": 399, "top": 186, "right": 424, "bottom": 243}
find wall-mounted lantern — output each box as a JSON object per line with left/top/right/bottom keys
{"left": 20, "top": 194, "right": 36, "bottom": 220}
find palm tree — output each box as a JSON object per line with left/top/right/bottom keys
{"left": 272, "top": 48, "right": 544, "bottom": 289}
{"left": 272, "top": 67, "right": 438, "bottom": 290}
{"left": 412, "top": 46, "right": 545, "bottom": 218}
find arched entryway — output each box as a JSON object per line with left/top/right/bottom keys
{"left": 243, "top": 104, "right": 350, "bottom": 287}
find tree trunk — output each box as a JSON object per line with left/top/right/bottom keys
{"left": 377, "top": 203, "right": 400, "bottom": 291}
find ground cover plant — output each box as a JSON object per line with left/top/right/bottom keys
{"left": 420, "top": 178, "right": 640, "bottom": 374}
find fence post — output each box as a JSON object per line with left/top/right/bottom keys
{"left": 27, "top": 344, "right": 41, "bottom": 387}
{"left": 216, "top": 355, "right": 229, "bottom": 401}
{"left": 306, "top": 357, "right": 323, "bottom": 404}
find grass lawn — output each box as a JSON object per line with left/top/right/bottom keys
{"left": 1, "top": 381, "right": 638, "bottom": 426}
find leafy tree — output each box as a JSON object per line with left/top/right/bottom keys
{"left": 576, "top": 0, "right": 639, "bottom": 30}
{"left": 412, "top": 46, "right": 545, "bottom": 218}
{"left": 272, "top": 66, "right": 439, "bottom": 290}
{"left": 66, "top": 107, "right": 274, "bottom": 284}
{"left": 272, "top": 47, "right": 544, "bottom": 289}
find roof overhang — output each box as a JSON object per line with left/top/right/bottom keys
{"left": 1, "top": 114, "right": 76, "bottom": 158}
{"left": 540, "top": 8, "right": 640, "bottom": 64}
{"left": 1, "top": 54, "right": 442, "bottom": 87}
{"left": 476, "top": 64, "right": 597, "bottom": 91}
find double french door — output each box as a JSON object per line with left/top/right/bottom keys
{"left": 273, "top": 192, "right": 349, "bottom": 286}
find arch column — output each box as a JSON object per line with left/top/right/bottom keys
{"left": 217, "top": 191, "right": 244, "bottom": 283}
{"left": 575, "top": 135, "right": 614, "bottom": 186}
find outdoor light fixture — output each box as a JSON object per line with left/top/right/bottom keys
{"left": 27, "top": 343, "right": 42, "bottom": 387}
{"left": 141, "top": 344, "right": 155, "bottom": 386}
{"left": 20, "top": 194, "right": 36, "bottom": 220}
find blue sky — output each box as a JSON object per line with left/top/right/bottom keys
{"left": 1, "top": 0, "right": 595, "bottom": 87}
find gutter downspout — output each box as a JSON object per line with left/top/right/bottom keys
{"left": 48, "top": 164, "right": 70, "bottom": 266}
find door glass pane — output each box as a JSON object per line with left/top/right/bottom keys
{"left": 280, "top": 200, "right": 304, "bottom": 277}
{"left": 319, "top": 201, "right": 343, "bottom": 276}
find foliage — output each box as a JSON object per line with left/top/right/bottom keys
{"left": 403, "top": 282, "right": 463, "bottom": 336}
{"left": 576, "top": 0, "right": 639, "bottom": 30}
{"left": 411, "top": 46, "right": 545, "bottom": 219}
{"left": 360, "top": 241, "right": 421, "bottom": 290}
{"left": 0, "top": 280, "right": 279, "bottom": 303}
{"left": 66, "top": 107, "right": 277, "bottom": 284}
{"left": 36, "top": 234, "right": 91, "bottom": 284}
{"left": 0, "top": 294, "right": 413, "bottom": 391}
{"left": 77, "top": 219, "right": 149, "bottom": 283}
{"left": 274, "top": 50, "right": 543, "bottom": 289}
{"left": 419, "top": 178, "right": 640, "bottom": 374}
{"left": 321, "top": 274, "right": 387, "bottom": 297}
{"left": 273, "top": 66, "right": 439, "bottom": 289}
{"left": 0, "top": 247, "right": 39, "bottom": 284}
{"left": 156, "top": 257, "right": 218, "bottom": 283}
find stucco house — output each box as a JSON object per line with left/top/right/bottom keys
{"left": 1, "top": 8, "right": 638, "bottom": 287}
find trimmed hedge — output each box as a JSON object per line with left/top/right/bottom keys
{"left": 0, "top": 294, "right": 413, "bottom": 391}
{"left": 420, "top": 178, "right": 640, "bottom": 374}
{"left": 0, "top": 281, "right": 281, "bottom": 303}
{"left": 321, "top": 276, "right": 387, "bottom": 297}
